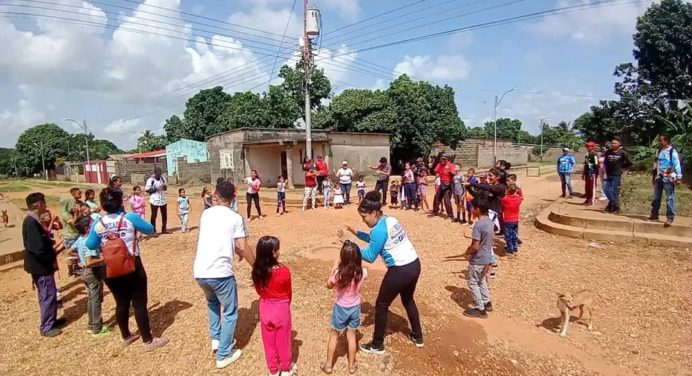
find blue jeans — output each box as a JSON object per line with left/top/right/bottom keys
{"left": 651, "top": 179, "right": 676, "bottom": 219}
{"left": 32, "top": 273, "right": 58, "bottom": 333}
{"left": 559, "top": 172, "right": 574, "bottom": 196}
{"left": 604, "top": 175, "right": 622, "bottom": 208}
{"left": 340, "top": 183, "right": 352, "bottom": 205}
{"left": 197, "top": 277, "right": 238, "bottom": 360}
{"left": 504, "top": 222, "right": 519, "bottom": 253}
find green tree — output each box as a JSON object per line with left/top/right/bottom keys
{"left": 15, "top": 123, "right": 70, "bottom": 175}
{"left": 137, "top": 130, "right": 168, "bottom": 152}
{"left": 163, "top": 115, "right": 186, "bottom": 143}
{"left": 465, "top": 127, "right": 489, "bottom": 139}
{"left": 181, "top": 86, "right": 232, "bottom": 141}
{"left": 483, "top": 118, "right": 522, "bottom": 142}
{"left": 276, "top": 62, "right": 332, "bottom": 120}
{"left": 220, "top": 92, "right": 269, "bottom": 129}
{"left": 0, "top": 148, "right": 18, "bottom": 177}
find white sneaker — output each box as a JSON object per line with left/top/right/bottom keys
{"left": 280, "top": 363, "right": 297, "bottom": 376}
{"left": 211, "top": 338, "right": 236, "bottom": 351}
{"left": 216, "top": 348, "right": 242, "bottom": 369}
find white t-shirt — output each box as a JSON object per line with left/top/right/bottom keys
{"left": 145, "top": 176, "right": 167, "bottom": 206}
{"left": 337, "top": 168, "right": 354, "bottom": 184}
{"left": 193, "top": 205, "right": 248, "bottom": 279}
{"left": 246, "top": 177, "right": 261, "bottom": 194}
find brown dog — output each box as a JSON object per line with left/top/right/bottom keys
{"left": 1, "top": 209, "right": 8, "bottom": 228}
{"left": 556, "top": 290, "right": 594, "bottom": 337}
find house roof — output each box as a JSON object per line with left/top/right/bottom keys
{"left": 124, "top": 149, "right": 166, "bottom": 159}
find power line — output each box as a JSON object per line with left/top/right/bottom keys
{"left": 323, "top": 0, "right": 427, "bottom": 36}
{"left": 267, "top": 0, "right": 298, "bottom": 92}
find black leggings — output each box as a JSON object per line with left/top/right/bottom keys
{"left": 433, "top": 184, "right": 454, "bottom": 217}
{"left": 150, "top": 204, "right": 167, "bottom": 233}
{"left": 104, "top": 256, "right": 152, "bottom": 343}
{"left": 375, "top": 180, "right": 389, "bottom": 205}
{"left": 373, "top": 259, "right": 422, "bottom": 346}
{"left": 246, "top": 193, "right": 261, "bottom": 218}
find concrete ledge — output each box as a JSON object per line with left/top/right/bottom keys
{"left": 1, "top": 250, "right": 24, "bottom": 266}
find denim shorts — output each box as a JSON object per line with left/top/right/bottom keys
{"left": 330, "top": 304, "right": 360, "bottom": 332}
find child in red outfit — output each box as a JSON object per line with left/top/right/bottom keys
{"left": 501, "top": 183, "right": 522, "bottom": 258}
{"left": 252, "top": 236, "right": 296, "bottom": 376}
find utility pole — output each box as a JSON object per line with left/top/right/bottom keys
{"left": 540, "top": 118, "right": 547, "bottom": 162}
{"left": 33, "top": 141, "right": 46, "bottom": 180}
{"left": 492, "top": 88, "right": 516, "bottom": 165}
{"left": 63, "top": 118, "right": 90, "bottom": 171}
{"left": 303, "top": 0, "right": 312, "bottom": 161}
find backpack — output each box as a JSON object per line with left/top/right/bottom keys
{"left": 99, "top": 214, "right": 136, "bottom": 278}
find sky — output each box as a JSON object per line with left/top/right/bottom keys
{"left": 0, "top": 0, "right": 660, "bottom": 150}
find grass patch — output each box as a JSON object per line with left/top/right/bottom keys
{"left": 10, "top": 195, "right": 61, "bottom": 212}
{"left": 619, "top": 173, "right": 692, "bottom": 217}
{"left": 0, "top": 181, "right": 34, "bottom": 193}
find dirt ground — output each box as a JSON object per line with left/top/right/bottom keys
{"left": 0, "top": 175, "right": 690, "bottom": 376}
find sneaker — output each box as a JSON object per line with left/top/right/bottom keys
{"left": 41, "top": 328, "right": 61, "bottom": 337}
{"left": 143, "top": 336, "right": 169, "bottom": 352}
{"left": 280, "top": 363, "right": 298, "bottom": 376}
{"left": 408, "top": 333, "right": 424, "bottom": 348}
{"left": 53, "top": 318, "right": 67, "bottom": 329}
{"left": 91, "top": 326, "right": 112, "bottom": 337}
{"left": 122, "top": 333, "right": 141, "bottom": 346}
{"left": 211, "top": 339, "right": 220, "bottom": 351}
{"left": 648, "top": 215, "right": 659, "bottom": 222}
{"left": 216, "top": 348, "right": 242, "bottom": 369}
{"left": 484, "top": 302, "right": 494, "bottom": 312}
{"left": 463, "top": 308, "right": 488, "bottom": 318}
{"left": 665, "top": 218, "right": 674, "bottom": 226}
{"left": 603, "top": 204, "right": 613, "bottom": 213}
{"left": 360, "top": 341, "right": 385, "bottom": 355}
{"left": 612, "top": 206, "right": 621, "bottom": 214}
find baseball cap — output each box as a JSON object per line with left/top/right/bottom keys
{"left": 562, "top": 147, "right": 570, "bottom": 151}
{"left": 416, "top": 157, "right": 423, "bottom": 162}
{"left": 342, "top": 160, "right": 348, "bottom": 165}
{"left": 586, "top": 141, "right": 596, "bottom": 148}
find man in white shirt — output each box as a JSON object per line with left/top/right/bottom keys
{"left": 193, "top": 181, "right": 255, "bottom": 369}
{"left": 144, "top": 167, "right": 168, "bottom": 234}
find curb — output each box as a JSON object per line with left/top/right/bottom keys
{"left": 1, "top": 250, "right": 24, "bottom": 266}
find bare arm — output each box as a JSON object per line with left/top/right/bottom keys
{"left": 234, "top": 237, "right": 255, "bottom": 266}
{"left": 465, "top": 239, "right": 480, "bottom": 255}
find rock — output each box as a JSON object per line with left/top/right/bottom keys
{"left": 588, "top": 241, "right": 604, "bottom": 249}
{"left": 453, "top": 350, "right": 459, "bottom": 357}
{"left": 510, "top": 359, "right": 519, "bottom": 365}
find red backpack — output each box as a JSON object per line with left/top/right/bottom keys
{"left": 99, "top": 214, "right": 136, "bottom": 278}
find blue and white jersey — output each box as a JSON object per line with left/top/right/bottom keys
{"left": 86, "top": 211, "right": 155, "bottom": 256}
{"left": 357, "top": 215, "right": 418, "bottom": 268}
{"left": 656, "top": 146, "right": 683, "bottom": 182}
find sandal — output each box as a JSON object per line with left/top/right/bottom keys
{"left": 320, "top": 364, "right": 333, "bottom": 375}
{"left": 349, "top": 363, "right": 358, "bottom": 374}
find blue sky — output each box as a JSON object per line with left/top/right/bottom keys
{"left": 0, "top": 0, "right": 656, "bottom": 150}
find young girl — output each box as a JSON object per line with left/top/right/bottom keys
{"left": 333, "top": 186, "right": 344, "bottom": 209}
{"left": 389, "top": 180, "right": 400, "bottom": 208}
{"left": 129, "top": 186, "right": 145, "bottom": 219}
{"left": 246, "top": 170, "right": 262, "bottom": 219}
{"left": 84, "top": 189, "right": 100, "bottom": 214}
{"left": 323, "top": 176, "right": 333, "bottom": 209}
{"left": 453, "top": 166, "right": 466, "bottom": 223}
{"left": 322, "top": 241, "right": 367, "bottom": 375}
{"left": 418, "top": 171, "right": 430, "bottom": 212}
{"left": 252, "top": 236, "right": 296, "bottom": 376}
{"left": 356, "top": 176, "right": 366, "bottom": 204}
{"left": 177, "top": 188, "right": 190, "bottom": 232}
{"left": 277, "top": 176, "right": 287, "bottom": 216}
{"left": 202, "top": 186, "right": 213, "bottom": 210}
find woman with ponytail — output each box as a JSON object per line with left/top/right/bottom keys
{"left": 339, "top": 191, "right": 423, "bottom": 355}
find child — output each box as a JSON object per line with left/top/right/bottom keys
{"left": 71, "top": 215, "right": 111, "bottom": 336}
{"left": 466, "top": 169, "right": 479, "bottom": 225}
{"left": 507, "top": 174, "right": 522, "bottom": 197}
{"left": 323, "top": 176, "right": 332, "bottom": 209}
{"left": 177, "top": 188, "right": 190, "bottom": 232}
{"left": 40, "top": 210, "right": 63, "bottom": 238}
{"left": 418, "top": 171, "right": 430, "bottom": 212}
{"left": 333, "top": 185, "right": 344, "bottom": 209}
{"left": 501, "top": 183, "right": 522, "bottom": 258}
{"left": 399, "top": 177, "right": 407, "bottom": 209}
{"left": 453, "top": 166, "right": 466, "bottom": 224}
{"left": 434, "top": 175, "right": 441, "bottom": 194}
{"left": 252, "top": 236, "right": 296, "bottom": 376}
{"left": 277, "top": 176, "right": 287, "bottom": 215}
{"left": 356, "top": 176, "right": 366, "bottom": 204}
{"left": 463, "top": 195, "right": 494, "bottom": 318}
{"left": 322, "top": 241, "right": 367, "bottom": 375}
{"left": 389, "top": 180, "right": 400, "bottom": 208}
{"left": 479, "top": 172, "right": 488, "bottom": 184}
{"left": 202, "top": 187, "right": 213, "bottom": 210}
{"left": 129, "top": 186, "right": 146, "bottom": 219}
{"left": 84, "top": 189, "right": 100, "bottom": 214}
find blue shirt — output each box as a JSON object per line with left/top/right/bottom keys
{"left": 356, "top": 215, "right": 418, "bottom": 268}
{"left": 557, "top": 154, "right": 576, "bottom": 174}
{"left": 73, "top": 235, "right": 100, "bottom": 265}
{"left": 656, "top": 146, "right": 683, "bottom": 182}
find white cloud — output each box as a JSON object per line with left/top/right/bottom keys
{"left": 372, "top": 79, "right": 387, "bottom": 91}
{"left": 104, "top": 118, "right": 144, "bottom": 135}
{"left": 313, "top": 0, "right": 361, "bottom": 20}
{"left": 531, "top": 0, "right": 653, "bottom": 43}
{"left": 394, "top": 54, "right": 471, "bottom": 82}
{"left": 228, "top": 4, "right": 302, "bottom": 40}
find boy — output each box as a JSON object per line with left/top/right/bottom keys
{"left": 389, "top": 180, "right": 400, "bottom": 208}
{"left": 60, "top": 187, "right": 83, "bottom": 250}
{"left": 71, "top": 215, "right": 112, "bottom": 336}
{"left": 23, "top": 192, "right": 66, "bottom": 337}
{"left": 453, "top": 165, "right": 466, "bottom": 223}
{"left": 463, "top": 195, "right": 494, "bottom": 318}
{"left": 501, "top": 183, "right": 522, "bottom": 258}
{"left": 507, "top": 174, "right": 522, "bottom": 197}
{"left": 177, "top": 188, "right": 190, "bottom": 232}
{"left": 84, "top": 189, "right": 100, "bottom": 214}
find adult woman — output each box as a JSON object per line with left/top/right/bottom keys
{"left": 340, "top": 191, "right": 423, "bottom": 354}
{"left": 86, "top": 187, "right": 168, "bottom": 352}
{"left": 402, "top": 162, "right": 417, "bottom": 210}
{"left": 336, "top": 161, "right": 354, "bottom": 206}
{"left": 245, "top": 170, "right": 262, "bottom": 219}
{"left": 466, "top": 168, "right": 505, "bottom": 224}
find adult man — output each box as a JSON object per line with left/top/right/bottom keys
{"left": 432, "top": 154, "right": 456, "bottom": 218}
{"left": 23, "top": 193, "right": 66, "bottom": 337}
{"left": 557, "top": 148, "right": 576, "bottom": 199}
{"left": 603, "top": 137, "right": 632, "bottom": 213}
{"left": 145, "top": 167, "right": 169, "bottom": 234}
{"left": 582, "top": 141, "right": 600, "bottom": 206}
{"left": 370, "top": 157, "right": 391, "bottom": 205}
{"left": 650, "top": 134, "right": 683, "bottom": 225}
{"left": 194, "top": 181, "right": 255, "bottom": 369}
{"left": 335, "top": 160, "right": 354, "bottom": 205}
{"left": 315, "top": 155, "right": 329, "bottom": 195}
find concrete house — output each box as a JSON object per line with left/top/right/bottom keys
{"left": 207, "top": 128, "right": 390, "bottom": 188}
{"left": 166, "top": 138, "right": 209, "bottom": 175}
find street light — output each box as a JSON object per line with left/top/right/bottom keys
{"left": 540, "top": 118, "right": 550, "bottom": 162}
{"left": 493, "top": 87, "right": 517, "bottom": 165}
{"left": 63, "top": 118, "right": 90, "bottom": 169}
{"left": 32, "top": 140, "right": 47, "bottom": 180}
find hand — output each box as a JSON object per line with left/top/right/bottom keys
{"left": 345, "top": 225, "right": 357, "bottom": 236}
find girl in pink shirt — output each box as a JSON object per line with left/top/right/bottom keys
{"left": 129, "top": 186, "right": 146, "bottom": 219}
{"left": 322, "top": 241, "right": 367, "bottom": 375}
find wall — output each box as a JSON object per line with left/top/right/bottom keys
{"left": 329, "top": 132, "right": 390, "bottom": 179}
{"left": 166, "top": 139, "right": 209, "bottom": 175}
{"left": 433, "top": 139, "right": 531, "bottom": 169}
{"left": 175, "top": 157, "right": 211, "bottom": 185}
{"left": 115, "top": 160, "right": 168, "bottom": 184}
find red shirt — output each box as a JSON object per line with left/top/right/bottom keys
{"left": 434, "top": 162, "right": 456, "bottom": 184}
{"left": 305, "top": 172, "right": 317, "bottom": 188}
{"left": 501, "top": 193, "right": 522, "bottom": 223}
{"left": 255, "top": 265, "right": 292, "bottom": 301}
{"left": 316, "top": 160, "right": 329, "bottom": 176}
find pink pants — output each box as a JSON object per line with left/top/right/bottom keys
{"left": 259, "top": 298, "right": 293, "bottom": 373}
